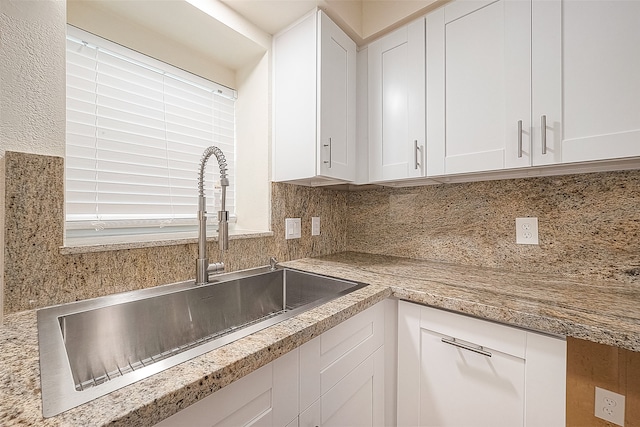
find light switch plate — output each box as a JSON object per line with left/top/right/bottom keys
{"left": 516, "top": 217, "right": 539, "bottom": 245}
{"left": 311, "top": 217, "right": 320, "bottom": 236}
{"left": 285, "top": 218, "right": 301, "bottom": 239}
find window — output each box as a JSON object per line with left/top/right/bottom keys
{"left": 65, "top": 25, "right": 236, "bottom": 242}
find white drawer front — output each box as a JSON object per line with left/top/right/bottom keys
{"left": 420, "top": 305, "right": 527, "bottom": 358}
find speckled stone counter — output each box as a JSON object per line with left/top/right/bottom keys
{"left": 2, "top": 252, "right": 639, "bottom": 426}
{"left": 285, "top": 252, "right": 640, "bottom": 352}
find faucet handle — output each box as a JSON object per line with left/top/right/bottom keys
{"left": 269, "top": 257, "right": 279, "bottom": 271}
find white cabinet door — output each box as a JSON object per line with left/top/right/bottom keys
{"left": 397, "top": 301, "right": 566, "bottom": 427}
{"left": 273, "top": 10, "right": 356, "bottom": 185}
{"left": 368, "top": 18, "right": 425, "bottom": 182}
{"left": 419, "top": 327, "right": 525, "bottom": 426}
{"left": 321, "top": 347, "right": 385, "bottom": 427}
{"left": 427, "top": 0, "right": 531, "bottom": 176}
{"left": 300, "top": 301, "right": 387, "bottom": 426}
{"left": 532, "top": 0, "right": 640, "bottom": 165}
{"left": 155, "top": 349, "right": 298, "bottom": 427}
{"left": 318, "top": 12, "right": 357, "bottom": 181}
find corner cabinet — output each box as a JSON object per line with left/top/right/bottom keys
{"left": 273, "top": 10, "right": 357, "bottom": 186}
{"left": 368, "top": 18, "right": 426, "bottom": 183}
{"left": 397, "top": 300, "right": 566, "bottom": 427}
{"left": 426, "top": 0, "right": 640, "bottom": 177}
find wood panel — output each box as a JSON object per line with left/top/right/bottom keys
{"left": 567, "top": 337, "right": 640, "bottom": 427}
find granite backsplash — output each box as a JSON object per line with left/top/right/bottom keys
{"left": 347, "top": 171, "right": 640, "bottom": 283}
{"left": 3, "top": 150, "right": 640, "bottom": 315}
{"left": 2, "top": 151, "right": 347, "bottom": 314}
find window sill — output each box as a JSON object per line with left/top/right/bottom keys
{"left": 60, "top": 229, "right": 274, "bottom": 255}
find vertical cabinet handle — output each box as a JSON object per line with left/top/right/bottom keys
{"left": 323, "top": 137, "right": 332, "bottom": 168}
{"left": 541, "top": 115, "right": 547, "bottom": 155}
{"left": 414, "top": 140, "right": 421, "bottom": 170}
{"left": 517, "top": 120, "right": 523, "bottom": 158}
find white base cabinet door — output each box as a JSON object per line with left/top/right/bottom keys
{"left": 397, "top": 301, "right": 566, "bottom": 427}
{"left": 155, "top": 347, "right": 299, "bottom": 427}
{"left": 300, "top": 301, "right": 388, "bottom": 426}
{"left": 322, "top": 347, "right": 384, "bottom": 427}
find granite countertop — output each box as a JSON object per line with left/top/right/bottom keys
{"left": 2, "top": 252, "right": 639, "bottom": 426}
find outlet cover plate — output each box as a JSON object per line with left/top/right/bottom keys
{"left": 516, "top": 217, "right": 539, "bottom": 245}
{"left": 595, "top": 387, "right": 625, "bottom": 426}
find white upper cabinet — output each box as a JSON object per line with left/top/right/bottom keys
{"left": 368, "top": 18, "right": 426, "bottom": 182}
{"left": 273, "top": 10, "right": 357, "bottom": 185}
{"left": 427, "top": 0, "right": 640, "bottom": 177}
{"left": 533, "top": 0, "right": 640, "bottom": 165}
{"left": 426, "top": 0, "right": 532, "bottom": 176}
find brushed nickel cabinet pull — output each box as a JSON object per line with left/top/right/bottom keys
{"left": 414, "top": 140, "right": 421, "bottom": 170}
{"left": 541, "top": 115, "right": 547, "bottom": 155}
{"left": 517, "top": 120, "right": 523, "bottom": 158}
{"left": 441, "top": 337, "right": 492, "bottom": 357}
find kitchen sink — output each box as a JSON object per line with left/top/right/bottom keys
{"left": 37, "top": 267, "right": 366, "bottom": 417}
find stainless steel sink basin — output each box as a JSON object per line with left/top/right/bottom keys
{"left": 37, "top": 267, "right": 365, "bottom": 417}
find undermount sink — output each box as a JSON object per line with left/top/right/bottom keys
{"left": 37, "top": 267, "right": 366, "bottom": 417}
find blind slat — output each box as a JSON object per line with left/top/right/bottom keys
{"left": 66, "top": 26, "right": 236, "bottom": 233}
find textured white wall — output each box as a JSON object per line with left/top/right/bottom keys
{"left": 0, "top": 0, "right": 66, "bottom": 158}
{"left": 0, "top": 0, "right": 66, "bottom": 321}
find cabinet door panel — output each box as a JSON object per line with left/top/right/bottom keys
{"left": 320, "top": 301, "right": 384, "bottom": 395}
{"left": 299, "top": 399, "right": 321, "bottom": 427}
{"left": 273, "top": 12, "right": 317, "bottom": 182}
{"left": 319, "top": 12, "right": 356, "bottom": 181}
{"left": 322, "top": 347, "right": 384, "bottom": 427}
{"left": 154, "top": 363, "right": 274, "bottom": 427}
{"left": 429, "top": 0, "right": 531, "bottom": 176}
{"left": 369, "top": 19, "right": 425, "bottom": 182}
{"left": 534, "top": 0, "right": 640, "bottom": 165}
{"left": 446, "top": 0, "right": 531, "bottom": 173}
{"left": 420, "top": 328, "right": 525, "bottom": 427}
{"left": 562, "top": 1, "right": 640, "bottom": 162}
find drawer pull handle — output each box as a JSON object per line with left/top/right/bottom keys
{"left": 441, "top": 337, "right": 492, "bottom": 357}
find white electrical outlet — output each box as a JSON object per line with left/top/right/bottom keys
{"left": 311, "top": 217, "right": 320, "bottom": 236}
{"left": 595, "top": 387, "right": 625, "bottom": 426}
{"left": 515, "top": 217, "right": 539, "bottom": 245}
{"left": 285, "top": 218, "right": 301, "bottom": 239}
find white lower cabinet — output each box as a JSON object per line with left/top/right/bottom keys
{"left": 155, "top": 301, "right": 388, "bottom": 427}
{"left": 299, "top": 301, "right": 386, "bottom": 426}
{"left": 397, "top": 301, "right": 566, "bottom": 427}
{"left": 155, "top": 346, "right": 298, "bottom": 427}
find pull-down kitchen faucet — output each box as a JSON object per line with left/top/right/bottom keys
{"left": 196, "top": 146, "right": 229, "bottom": 285}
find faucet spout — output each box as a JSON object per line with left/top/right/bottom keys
{"left": 196, "top": 146, "right": 229, "bottom": 285}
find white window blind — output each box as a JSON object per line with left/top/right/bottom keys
{"left": 65, "top": 26, "right": 236, "bottom": 239}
